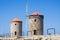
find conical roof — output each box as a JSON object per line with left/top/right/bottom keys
{"left": 30, "top": 11, "right": 42, "bottom": 16}
{"left": 11, "top": 18, "right": 22, "bottom": 22}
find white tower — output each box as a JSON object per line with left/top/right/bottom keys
{"left": 28, "top": 11, "right": 44, "bottom": 36}
{"left": 10, "top": 18, "right": 22, "bottom": 37}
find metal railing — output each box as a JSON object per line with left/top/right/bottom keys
{"left": 47, "top": 28, "right": 56, "bottom": 35}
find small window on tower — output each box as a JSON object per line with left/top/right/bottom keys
{"left": 34, "top": 19, "right": 36, "bottom": 22}
{"left": 15, "top": 24, "right": 17, "bottom": 25}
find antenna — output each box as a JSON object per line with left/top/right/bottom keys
{"left": 26, "top": 1, "right": 28, "bottom": 16}
{"left": 22, "top": 2, "right": 29, "bottom": 36}
{"left": 25, "top": 1, "right": 29, "bottom": 36}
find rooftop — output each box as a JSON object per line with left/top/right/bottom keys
{"left": 11, "top": 18, "right": 22, "bottom": 22}
{"left": 30, "top": 11, "right": 42, "bottom": 16}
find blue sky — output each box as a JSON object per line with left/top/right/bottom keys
{"left": 0, "top": 0, "right": 60, "bottom": 36}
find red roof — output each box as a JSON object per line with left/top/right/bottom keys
{"left": 12, "top": 18, "right": 22, "bottom": 22}
{"left": 30, "top": 11, "right": 41, "bottom": 16}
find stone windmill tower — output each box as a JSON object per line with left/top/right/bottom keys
{"left": 28, "top": 11, "right": 44, "bottom": 36}
{"left": 10, "top": 18, "right": 22, "bottom": 37}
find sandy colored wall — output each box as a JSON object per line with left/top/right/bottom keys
{"left": 29, "top": 16, "right": 43, "bottom": 35}
{"left": 10, "top": 22, "right": 22, "bottom": 37}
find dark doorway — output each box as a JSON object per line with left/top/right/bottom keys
{"left": 15, "top": 31, "right": 17, "bottom": 35}
{"left": 34, "top": 30, "right": 36, "bottom": 35}
{"left": 34, "top": 19, "right": 36, "bottom": 22}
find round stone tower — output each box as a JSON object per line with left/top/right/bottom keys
{"left": 29, "top": 11, "right": 44, "bottom": 36}
{"left": 10, "top": 18, "right": 22, "bottom": 37}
